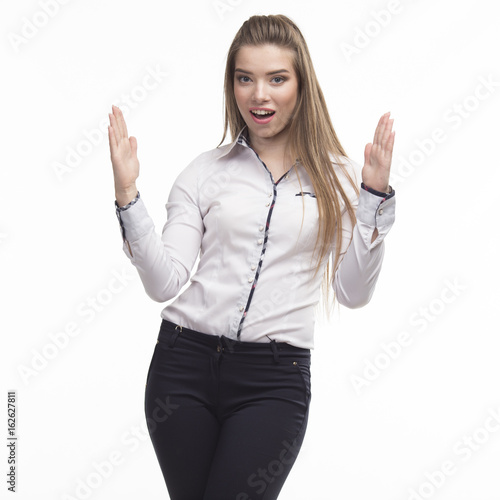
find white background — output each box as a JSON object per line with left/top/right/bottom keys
{"left": 1, "top": 0, "right": 499, "bottom": 498}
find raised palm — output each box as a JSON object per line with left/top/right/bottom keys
{"left": 108, "top": 105, "right": 140, "bottom": 192}
{"left": 362, "top": 112, "right": 395, "bottom": 192}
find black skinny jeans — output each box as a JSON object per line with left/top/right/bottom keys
{"left": 144, "top": 319, "right": 312, "bottom": 500}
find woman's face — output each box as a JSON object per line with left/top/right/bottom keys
{"left": 233, "top": 44, "right": 299, "bottom": 147}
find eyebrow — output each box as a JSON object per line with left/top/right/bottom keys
{"left": 234, "top": 68, "right": 290, "bottom": 75}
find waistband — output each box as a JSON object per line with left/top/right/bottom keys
{"left": 158, "top": 319, "right": 310, "bottom": 360}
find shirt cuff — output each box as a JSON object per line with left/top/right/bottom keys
{"left": 355, "top": 185, "right": 396, "bottom": 249}
{"left": 114, "top": 192, "right": 154, "bottom": 243}
{"left": 356, "top": 185, "right": 395, "bottom": 227}
{"left": 361, "top": 182, "right": 395, "bottom": 199}
{"left": 115, "top": 191, "right": 140, "bottom": 210}
{"left": 115, "top": 191, "right": 140, "bottom": 242}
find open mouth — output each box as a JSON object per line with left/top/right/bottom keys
{"left": 250, "top": 110, "right": 276, "bottom": 124}
{"left": 250, "top": 110, "right": 276, "bottom": 118}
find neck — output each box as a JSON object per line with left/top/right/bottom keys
{"left": 247, "top": 129, "right": 293, "bottom": 165}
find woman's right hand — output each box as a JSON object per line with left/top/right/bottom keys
{"left": 108, "top": 105, "right": 140, "bottom": 204}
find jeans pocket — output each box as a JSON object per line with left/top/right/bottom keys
{"left": 292, "top": 359, "right": 311, "bottom": 400}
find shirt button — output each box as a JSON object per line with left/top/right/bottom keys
{"left": 268, "top": 193, "right": 272, "bottom": 197}
{"left": 259, "top": 225, "right": 264, "bottom": 231}
{"left": 251, "top": 264, "right": 256, "bottom": 271}
{"left": 257, "top": 239, "right": 263, "bottom": 245}
{"left": 265, "top": 202, "right": 270, "bottom": 207}
{"left": 378, "top": 209, "right": 384, "bottom": 215}
{"left": 239, "top": 305, "right": 244, "bottom": 312}
{"left": 248, "top": 277, "right": 254, "bottom": 283}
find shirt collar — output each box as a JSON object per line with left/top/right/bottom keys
{"left": 214, "top": 125, "right": 250, "bottom": 160}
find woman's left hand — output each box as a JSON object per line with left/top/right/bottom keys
{"left": 362, "top": 112, "right": 395, "bottom": 192}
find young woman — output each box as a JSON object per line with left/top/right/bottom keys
{"left": 108, "top": 14, "right": 395, "bottom": 500}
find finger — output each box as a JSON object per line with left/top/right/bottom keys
{"left": 130, "top": 136, "right": 138, "bottom": 158}
{"left": 109, "top": 117, "right": 120, "bottom": 154}
{"left": 109, "top": 111, "right": 122, "bottom": 142}
{"left": 111, "top": 105, "right": 125, "bottom": 140}
{"left": 380, "top": 131, "right": 395, "bottom": 169}
{"left": 117, "top": 106, "right": 129, "bottom": 139}
{"left": 374, "top": 112, "right": 390, "bottom": 145}
{"left": 373, "top": 113, "right": 386, "bottom": 145}
{"left": 114, "top": 105, "right": 129, "bottom": 140}
{"left": 381, "top": 118, "right": 394, "bottom": 152}
{"left": 108, "top": 112, "right": 116, "bottom": 135}
{"left": 364, "top": 142, "right": 371, "bottom": 164}
{"left": 386, "top": 130, "right": 395, "bottom": 156}
{"left": 108, "top": 123, "right": 118, "bottom": 153}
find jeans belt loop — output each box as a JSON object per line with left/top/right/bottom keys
{"left": 270, "top": 339, "right": 279, "bottom": 363}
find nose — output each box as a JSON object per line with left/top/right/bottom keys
{"left": 252, "top": 81, "right": 270, "bottom": 103}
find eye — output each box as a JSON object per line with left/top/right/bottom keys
{"left": 237, "top": 75, "right": 251, "bottom": 83}
{"left": 272, "top": 76, "right": 286, "bottom": 84}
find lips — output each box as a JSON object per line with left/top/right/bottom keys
{"left": 250, "top": 108, "right": 275, "bottom": 124}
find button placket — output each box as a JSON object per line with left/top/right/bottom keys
{"left": 235, "top": 148, "right": 280, "bottom": 339}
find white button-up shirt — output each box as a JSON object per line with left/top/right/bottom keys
{"left": 115, "top": 127, "right": 396, "bottom": 349}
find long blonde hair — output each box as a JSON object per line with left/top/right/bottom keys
{"left": 219, "top": 14, "right": 359, "bottom": 316}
